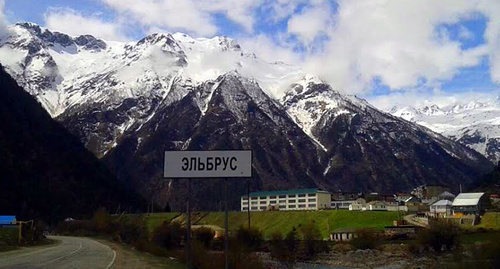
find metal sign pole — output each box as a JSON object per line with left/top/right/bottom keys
{"left": 186, "top": 178, "right": 192, "bottom": 269}
{"left": 224, "top": 178, "right": 229, "bottom": 269}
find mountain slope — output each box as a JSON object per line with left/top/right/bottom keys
{"left": 390, "top": 99, "right": 500, "bottom": 163}
{"left": 104, "top": 72, "right": 326, "bottom": 210}
{"left": 282, "top": 79, "right": 492, "bottom": 193}
{"left": 0, "top": 65, "right": 143, "bottom": 222}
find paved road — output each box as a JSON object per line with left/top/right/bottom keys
{"left": 403, "top": 214, "right": 428, "bottom": 227}
{"left": 0, "top": 236, "right": 116, "bottom": 269}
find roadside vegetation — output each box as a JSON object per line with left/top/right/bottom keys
{"left": 0, "top": 221, "right": 50, "bottom": 252}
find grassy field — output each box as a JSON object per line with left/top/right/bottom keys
{"left": 143, "top": 213, "right": 182, "bottom": 232}
{"left": 146, "top": 210, "right": 403, "bottom": 239}
{"left": 477, "top": 212, "right": 500, "bottom": 230}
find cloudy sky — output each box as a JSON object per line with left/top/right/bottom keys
{"left": 2, "top": 0, "right": 500, "bottom": 109}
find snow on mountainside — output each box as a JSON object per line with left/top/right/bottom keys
{"left": 390, "top": 99, "right": 500, "bottom": 163}
{"left": 0, "top": 22, "right": 300, "bottom": 156}
{"left": 0, "top": 22, "right": 495, "bottom": 207}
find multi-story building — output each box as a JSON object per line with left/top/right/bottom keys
{"left": 241, "top": 188, "right": 331, "bottom": 211}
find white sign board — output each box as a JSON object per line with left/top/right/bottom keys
{"left": 164, "top": 150, "right": 252, "bottom": 178}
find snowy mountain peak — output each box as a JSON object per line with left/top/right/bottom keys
{"left": 389, "top": 98, "right": 500, "bottom": 163}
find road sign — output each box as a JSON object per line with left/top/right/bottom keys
{"left": 164, "top": 150, "right": 252, "bottom": 178}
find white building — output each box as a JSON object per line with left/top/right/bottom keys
{"left": 452, "top": 192, "right": 486, "bottom": 216}
{"left": 241, "top": 188, "right": 331, "bottom": 211}
{"left": 430, "top": 200, "right": 453, "bottom": 217}
{"left": 367, "top": 201, "right": 387, "bottom": 211}
{"left": 331, "top": 200, "right": 356, "bottom": 210}
{"left": 349, "top": 198, "right": 366, "bottom": 211}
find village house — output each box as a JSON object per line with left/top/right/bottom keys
{"left": 438, "top": 191, "right": 456, "bottom": 201}
{"left": 331, "top": 200, "right": 356, "bottom": 210}
{"left": 430, "top": 199, "right": 453, "bottom": 217}
{"left": 349, "top": 198, "right": 367, "bottom": 211}
{"left": 366, "top": 200, "right": 387, "bottom": 211}
{"left": 452, "top": 192, "right": 487, "bottom": 216}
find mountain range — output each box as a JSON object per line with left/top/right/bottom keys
{"left": 390, "top": 99, "right": 500, "bottom": 164}
{"left": 0, "top": 22, "right": 494, "bottom": 210}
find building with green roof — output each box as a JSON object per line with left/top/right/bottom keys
{"left": 241, "top": 188, "right": 331, "bottom": 211}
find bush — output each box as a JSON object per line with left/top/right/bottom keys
{"left": 91, "top": 208, "right": 112, "bottom": 233}
{"left": 350, "top": 229, "right": 380, "bottom": 250}
{"left": 415, "top": 219, "right": 460, "bottom": 253}
{"left": 118, "top": 216, "right": 148, "bottom": 245}
{"left": 151, "top": 221, "right": 184, "bottom": 249}
{"left": 298, "top": 221, "right": 326, "bottom": 259}
{"left": 235, "top": 226, "right": 263, "bottom": 251}
{"left": 193, "top": 227, "right": 215, "bottom": 248}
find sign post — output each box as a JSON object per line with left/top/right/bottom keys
{"left": 164, "top": 150, "right": 252, "bottom": 269}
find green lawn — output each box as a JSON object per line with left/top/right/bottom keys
{"left": 477, "top": 212, "right": 500, "bottom": 230}
{"left": 143, "top": 213, "right": 182, "bottom": 232}
{"left": 146, "top": 210, "right": 403, "bottom": 239}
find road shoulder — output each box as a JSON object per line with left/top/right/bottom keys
{"left": 94, "top": 238, "right": 184, "bottom": 269}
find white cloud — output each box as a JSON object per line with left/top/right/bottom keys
{"left": 0, "top": 0, "right": 6, "bottom": 36}
{"left": 44, "top": 8, "right": 128, "bottom": 41}
{"left": 301, "top": 0, "right": 489, "bottom": 94}
{"left": 287, "top": 4, "right": 330, "bottom": 45}
{"left": 368, "top": 90, "right": 500, "bottom": 111}
{"left": 478, "top": 0, "right": 500, "bottom": 84}
{"left": 238, "top": 34, "right": 300, "bottom": 64}
{"left": 99, "top": 0, "right": 263, "bottom": 36}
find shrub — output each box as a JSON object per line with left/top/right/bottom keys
{"left": 118, "top": 216, "right": 148, "bottom": 245}
{"left": 193, "top": 227, "right": 215, "bottom": 248}
{"left": 235, "top": 226, "right": 263, "bottom": 251}
{"left": 298, "top": 221, "right": 326, "bottom": 259}
{"left": 91, "top": 208, "right": 112, "bottom": 233}
{"left": 350, "top": 229, "right": 380, "bottom": 250}
{"left": 415, "top": 219, "right": 460, "bottom": 253}
{"left": 151, "top": 221, "right": 183, "bottom": 249}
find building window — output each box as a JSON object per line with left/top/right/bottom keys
{"left": 270, "top": 201, "right": 277, "bottom": 204}
{"left": 279, "top": 200, "right": 286, "bottom": 204}
{"left": 242, "top": 197, "right": 248, "bottom": 201}
{"left": 260, "top": 196, "right": 267, "bottom": 199}
{"left": 251, "top": 201, "right": 257, "bottom": 205}
{"left": 279, "top": 195, "right": 286, "bottom": 198}
{"left": 279, "top": 205, "right": 286, "bottom": 209}
{"left": 251, "top": 197, "right": 257, "bottom": 200}
{"left": 298, "top": 199, "right": 306, "bottom": 203}
{"left": 288, "top": 194, "right": 296, "bottom": 198}
{"left": 289, "top": 204, "right": 296, "bottom": 208}
{"left": 308, "top": 193, "right": 316, "bottom": 197}
{"left": 308, "top": 204, "right": 316, "bottom": 208}
{"left": 298, "top": 204, "right": 306, "bottom": 208}
{"left": 260, "top": 201, "right": 266, "bottom": 204}
{"left": 260, "top": 206, "right": 266, "bottom": 210}
{"left": 251, "top": 207, "right": 258, "bottom": 210}
{"left": 242, "top": 202, "right": 248, "bottom": 205}
{"left": 242, "top": 207, "right": 248, "bottom": 211}
{"left": 269, "top": 196, "right": 277, "bottom": 199}
{"left": 289, "top": 199, "right": 296, "bottom": 203}
{"left": 308, "top": 198, "right": 316, "bottom": 202}
{"left": 298, "top": 194, "right": 306, "bottom": 197}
